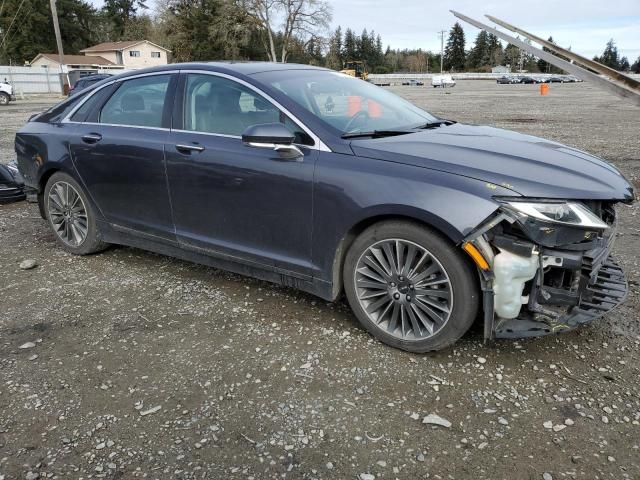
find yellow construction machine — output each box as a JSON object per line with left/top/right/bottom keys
{"left": 340, "top": 61, "right": 368, "bottom": 80}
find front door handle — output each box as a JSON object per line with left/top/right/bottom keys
{"left": 176, "top": 144, "right": 205, "bottom": 154}
{"left": 82, "top": 133, "right": 102, "bottom": 144}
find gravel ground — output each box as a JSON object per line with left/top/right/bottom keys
{"left": 1, "top": 81, "right": 639, "bottom": 480}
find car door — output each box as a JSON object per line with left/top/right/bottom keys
{"left": 68, "top": 73, "right": 177, "bottom": 241}
{"left": 165, "top": 72, "right": 318, "bottom": 276}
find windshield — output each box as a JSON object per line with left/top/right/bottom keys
{"left": 252, "top": 70, "right": 438, "bottom": 135}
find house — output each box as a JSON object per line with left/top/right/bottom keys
{"left": 30, "top": 53, "right": 124, "bottom": 71}
{"left": 80, "top": 40, "right": 170, "bottom": 68}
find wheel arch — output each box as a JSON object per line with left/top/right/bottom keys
{"left": 37, "top": 165, "right": 72, "bottom": 219}
{"left": 328, "top": 207, "right": 467, "bottom": 301}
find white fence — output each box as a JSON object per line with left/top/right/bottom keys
{"left": 0, "top": 65, "right": 135, "bottom": 95}
{"left": 368, "top": 72, "right": 640, "bottom": 84}
{"left": 0, "top": 65, "right": 64, "bottom": 94}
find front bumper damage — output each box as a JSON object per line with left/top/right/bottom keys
{"left": 464, "top": 203, "right": 628, "bottom": 341}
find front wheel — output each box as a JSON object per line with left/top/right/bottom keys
{"left": 343, "top": 221, "right": 479, "bottom": 352}
{"left": 0, "top": 92, "right": 9, "bottom": 105}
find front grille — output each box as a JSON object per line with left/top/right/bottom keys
{"left": 582, "top": 208, "right": 617, "bottom": 283}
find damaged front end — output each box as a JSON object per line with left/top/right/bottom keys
{"left": 463, "top": 199, "right": 628, "bottom": 341}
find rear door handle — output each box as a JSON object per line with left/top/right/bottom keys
{"left": 176, "top": 144, "right": 205, "bottom": 153}
{"left": 81, "top": 133, "right": 102, "bottom": 144}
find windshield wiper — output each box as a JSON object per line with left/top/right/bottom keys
{"left": 415, "top": 119, "right": 456, "bottom": 129}
{"left": 341, "top": 130, "right": 414, "bottom": 139}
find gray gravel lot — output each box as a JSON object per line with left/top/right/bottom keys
{"left": 1, "top": 81, "right": 639, "bottom": 480}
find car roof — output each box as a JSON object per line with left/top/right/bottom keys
{"left": 111, "top": 61, "right": 330, "bottom": 81}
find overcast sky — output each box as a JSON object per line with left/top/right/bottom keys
{"left": 328, "top": 0, "right": 640, "bottom": 61}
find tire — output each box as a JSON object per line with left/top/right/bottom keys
{"left": 343, "top": 221, "right": 479, "bottom": 352}
{"left": 0, "top": 92, "right": 9, "bottom": 105}
{"left": 43, "top": 172, "right": 108, "bottom": 255}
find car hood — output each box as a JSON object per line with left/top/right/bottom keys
{"left": 350, "top": 123, "right": 634, "bottom": 201}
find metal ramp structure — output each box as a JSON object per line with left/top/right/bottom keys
{"left": 451, "top": 11, "right": 640, "bottom": 107}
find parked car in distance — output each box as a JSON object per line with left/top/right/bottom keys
{"left": 0, "top": 79, "right": 16, "bottom": 105}
{"left": 68, "top": 74, "right": 112, "bottom": 96}
{"left": 496, "top": 76, "right": 520, "bottom": 84}
{"left": 15, "top": 63, "right": 633, "bottom": 352}
{"left": 547, "top": 76, "right": 565, "bottom": 83}
{"left": 431, "top": 74, "right": 456, "bottom": 88}
{"left": 402, "top": 79, "right": 424, "bottom": 86}
{"left": 517, "top": 76, "right": 538, "bottom": 84}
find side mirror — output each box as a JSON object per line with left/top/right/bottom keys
{"left": 242, "top": 123, "right": 303, "bottom": 160}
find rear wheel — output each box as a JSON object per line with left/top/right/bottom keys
{"left": 44, "top": 172, "right": 108, "bottom": 255}
{"left": 343, "top": 221, "right": 479, "bottom": 352}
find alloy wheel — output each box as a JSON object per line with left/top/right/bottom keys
{"left": 47, "top": 181, "right": 89, "bottom": 247}
{"left": 354, "top": 239, "right": 453, "bottom": 340}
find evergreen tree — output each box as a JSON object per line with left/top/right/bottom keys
{"left": 504, "top": 43, "right": 520, "bottom": 70}
{"left": 326, "top": 26, "right": 342, "bottom": 70}
{"left": 631, "top": 56, "right": 640, "bottom": 73}
{"left": 595, "top": 39, "right": 620, "bottom": 69}
{"left": 342, "top": 28, "right": 357, "bottom": 61}
{"left": 487, "top": 33, "right": 503, "bottom": 67}
{"left": 466, "top": 30, "right": 488, "bottom": 70}
{"left": 443, "top": 22, "right": 465, "bottom": 71}
{"left": 0, "top": 0, "right": 99, "bottom": 64}
{"left": 102, "top": 0, "right": 148, "bottom": 40}
{"left": 619, "top": 56, "right": 630, "bottom": 71}
{"left": 162, "top": 0, "right": 258, "bottom": 62}
{"left": 537, "top": 36, "right": 565, "bottom": 73}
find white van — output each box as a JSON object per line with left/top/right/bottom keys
{"left": 431, "top": 75, "right": 456, "bottom": 88}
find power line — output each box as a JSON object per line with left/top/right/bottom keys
{"left": 1, "top": 0, "right": 32, "bottom": 57}
{"left": 0, "top": 0, "right": 27, "bottom": 50}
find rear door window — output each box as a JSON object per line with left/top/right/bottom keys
{"left": 100, "top": 75, "right": 170, "bottom": 128}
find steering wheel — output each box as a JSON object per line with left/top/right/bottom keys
{"left": 344, "top": 110, "right": 370, "bottom": 133}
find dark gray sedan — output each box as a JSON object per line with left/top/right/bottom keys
{"left": 14, "top": 63, "right": 633, "bottom": 352}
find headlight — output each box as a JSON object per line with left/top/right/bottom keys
{"left": 502, "top": 201, "right": 609, "bottom": 230}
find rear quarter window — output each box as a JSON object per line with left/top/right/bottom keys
{"left": 35, "top": 93, "right": 90, "bottom": 123}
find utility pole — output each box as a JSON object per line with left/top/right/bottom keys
{"left": 438, "top": 30, "right": 446, "bottom": 73}
{"left": 49, "top": 0, "right": 66, "bottom": 91}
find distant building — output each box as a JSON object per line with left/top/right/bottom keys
{"left": 30, "top": 40, "right": 170, "bottom": 72}
{"left": 30, "top": 53, "right": 124, "bottom": 71}
{"left": 492, "top": 65, "right": 511, "bottom": 74}
{"left": 80, "top": 41, "right": 171, "bottom": 68}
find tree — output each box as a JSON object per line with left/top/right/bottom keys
{"left": 487, "top": 33, "right": 503, "bottom": 67}
{"left": 102, "top": 0, "right": 148, "bottom": 40}
{"left": 466, "top": 30, "right": 488, "bottom": 70}
{"left": 503, "top": 43, "right": 520, "bottom": 70}
{"left": 619, "top": 56, "right": 630, "bottom": 72}
{"left": 537, "top": 36, "right": 565, "bottom": 73}
{"left": 0, "top": 0, "right": 99, "bottom": 64}
{"left": 595, "top": 39, "right": 620, "bottom": 69}
{"left": 631, "top": 56, "right": 640, "bottom": 74}
{"left": 443, "top": 22, "right": 465, "bottom": 71}
{"left": 160, "top": 0, "right": 260, "bottom": 62}
{"left": 342, "top": 27, "right": 356, "bottom": 60}
{"left": 325, "top": 26, "right": 342, "bottom": 70}
{"left": 242, "top": 0, "right": 331, "bottom": 62}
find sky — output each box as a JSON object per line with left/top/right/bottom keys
{"left": 327, "top": 0, "right": 640, "bottom": 61}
